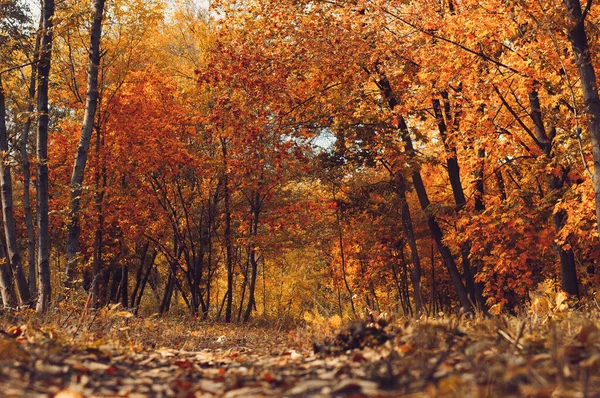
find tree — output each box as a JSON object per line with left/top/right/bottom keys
{"left": 65, "top": 0, "right": 107, "bottom": 290}
{"left": 0, "top": 73, "right": 30, "bottom": 306}
{"left": 563, "top": 0, "right": 600, "bottom": 242}
{"left": 35, "top": 0, "right": 54, "bottom": 313}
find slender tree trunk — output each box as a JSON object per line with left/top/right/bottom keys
{"left": 91, "top": 124, "right": 105, "bottom": 304}
{"left": 395, "top": 173, "right": 423, "bottom": 315}
{"left": 159, "top": 270, "right": 174, "bottom": 314}
{"left": 121, "top": 262, "right": 128, "bottom": 308}
{"left": 399, "top": 116, "right": 473, "bottom": 312}
{"left": 0, "top": 240, "right": 16, "bottom": 308}
{"left": 430, "top": 242, "right": 437, "bottom": 314}
{"left": 390, "top": 252, "right": 405, "bottom": 315}
{"left": 529, "top": 91, "right": 579, "bottom": 296}
{"left": 130, "top": 242, "right": 149, "bottom": 306}
{"left": 334, "top": 188, "right": 357, "bottom": 318}
{"left": 237, "top": 257, "right": 249, "bottom": 322}
{"left": 243, "top": 189, "right": 261, "bottom": 322}
{"left": 65, "top": 0, "right": 106, "bottom": 287}
{"left": 471, "top": 147, "right": 487, "bottom": 309}
{"left": 134, "top": 249, "right": 157, "bottom": 315}
{"left": 0, "top": 77, "right": 30, "bottom": 306}
{"left": 433, "top": 94, "right": 485, "bottom": 309}
{"left": 262, "top": 258, "right": 267, "bottom": 316}
{"left": 221, "top": 138, "right": 234, "bottom": 323}
{"left": 109, "top": 268, "right": 121, "bottom": 303}
{"left": 375, "top": 73, "right": 471, "bottom": 312}
{"left": 242, "top": 248, "right": 259, "bottom": 322}
{"left": 35, "top": 0, "right": 55, "bottom": 313}
{"left": 22, "top": 24, "right": 41, "bottom": 298}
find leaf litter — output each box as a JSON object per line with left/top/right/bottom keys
{"left": 2, "top": 309, "right": 600, "bottom": 397}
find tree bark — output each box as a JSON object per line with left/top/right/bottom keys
{"left": 221, "top": 138, "right": 234, "bottom": 322}
{"left": 529, "top": 91, "right": 579, "bottom": 296}
{"left": 0, "top": 76, "right": 30, "bottom": 306}
{"left": 35, "top": 0, "right": 55, "bottom": 313}
{"left": 563, "top": 0, "right": 600, "bottom": 244}
{"left": 22, "top": 23, "right": 41, "bottom": 298}
{"left": 375, "top": 73, "right": 472, "bottom": 312}
{"left": 0, "top": 236, "right": 16, "bottom": 308}
{"left": 134, "top": 249, "right": 157, "bottom": 315}
{"left": 91, "top": 123, "right": 105, "bottom": 304}
{"left": 334, "top": 188, "right": 357, "bottom": 317}
{"left": 65, "top": 0, "right": 106, "bottom": 287}
{"left": 159, "top": 270, "right": 174, "bottom": 314}
{"left": 243, "top": 189, "right": 261, "bottom": 322}
{"left": 394, "top": 173, "right": 424, "bottom": 315}
{"left": 398, "top": 116, "right": 473, "bottom": 312}
{"left": 121, "top": 262, "right": 128, "bottom": 308}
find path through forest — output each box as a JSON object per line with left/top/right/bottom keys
{"left": 2, "top": 311, "right": 600, "bottom": 397}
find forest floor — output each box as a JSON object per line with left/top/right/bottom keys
{"left": 2, "top": 303, "right": 600, "bottom": 397}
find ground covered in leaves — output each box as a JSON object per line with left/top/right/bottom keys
{"left": 2, "top": 306, "right": 600, "bottom": 397}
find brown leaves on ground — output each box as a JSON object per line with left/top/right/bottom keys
{"left": 2, "top": 310, "right": 600, "bottom": 397}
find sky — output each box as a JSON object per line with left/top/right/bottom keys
{"left": 23, "top": 0, "right": 211, "bottom": 22}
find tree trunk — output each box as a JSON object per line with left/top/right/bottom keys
{"left": 121, "top": 262, "right": 128, "bottom": 308}
{"left": 399, "top": 116, "right": 473, "bottom": 312}
{"left": 0, "top": 240, "right": 16, "bottom": 308}
{"left": 22, "top": 24, "right": 40, "bottom": 298}
{"left": 130, "top": 242, "right": 149, "bottom": 306}
{"left": 134, "top": 249, "right": 157, "bottom": 315}
{"left": 529, "top": 90, "right": 579, "bottom": 296}
{"left": 35, "top": 0, "right": 55, "bottom": 313}
{"left": 0, "top": 77, "right": 30, "bottom": 306}
{"left": 243, "top": 189, "right": 261, "bottom": 322}
{"left": 65, "top": 0, "right": 106, "bottom": 287}
{"left": 237, "top": 257, "right": 249, "bottom": 322}
{"left": 563, "top": 0, "right": 600, "bottom": 245}
{"left": 433, "top": 94, "right": 485, "bottom": 310}
{"left": 334, "top": 188, "right": 357, "bottom": 318}
{"left": 159, "top": 270, "right": 174, "bottom": 314}
{"left": 108, "top": 268, "right": 121, "bottom": 303}
{"left": 91, "top": 124, "right": 105, "bottom": 304}
{"left": 394, "top": 173, "right": 423, "bottom": 315}
{"left": 221, "top": 138, "right": 234, "bottom": 323}
{"left": 375, "top": 73, "right": 472, "bottom": 312}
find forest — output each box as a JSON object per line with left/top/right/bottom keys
{"left": 3, "top": 0, "right": 600, "bottom": 396}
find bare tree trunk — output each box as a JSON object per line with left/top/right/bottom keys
{"left": 130, "top": 242, "right": 149, "bottom": 306}
{"left": 121, "top": 262, "right": 128, "bottom": 308}
{"left": 374, "top": 72, "right": 471, "bottom": 312}
{"left": 0, "top": 240, "right": 16, "bottom": 308}
{"left": 237, "top": 257, "right": 249, "bottom": 322}
{"left": 432, "top": 94, "right": 484, "bottom": 310}
{"left": 395, "top": 173, "right": 424, "bottom": 315}
{"left": 65, "top": 0, "right": 106, "bottom": 287}
{"left": 91, "top": 124, "right": 105, "bottom": 304}
{"left": 563, "top": 0, "right": 600, "bottom": 245}
{"left": 333, "top": 188, "right": 357, "bottom": 318}
{"left": 35, "top": 0, "right": 55, "bottom": 313}
{"left": 133, "top": 249, "right": 157, "bottom": 315}
{"left": 22, "top": 23, "right": 41, "bottom": 298}
{"left": 0, "top": 77, "right": 30, "bottom": 306}
{"left": 528, "top": 91, "right": 579, "bottom": 296}
{"left": 243, "top": 189, "right": 261, "bottom": 322}
{"left": 159, "top": 270, "right": 174, "bottom": 314}
{"left": 221, "top": 138, "right": 234, "bottom": 323}
{"left": 400, "top": 118, "right": 472, "bottom": 312}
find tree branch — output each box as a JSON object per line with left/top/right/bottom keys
{"left": 381, "top": 7, "right": 523, "bottom": 76}
{"left": 583, "top": 0, "right": 593, "bottom": 22}
{"left": 493, "top": 86, "right": 544, "bottom": 150}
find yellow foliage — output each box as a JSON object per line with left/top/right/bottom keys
{"left": 529, "top": 279, "right": 570, "bottom": 315}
